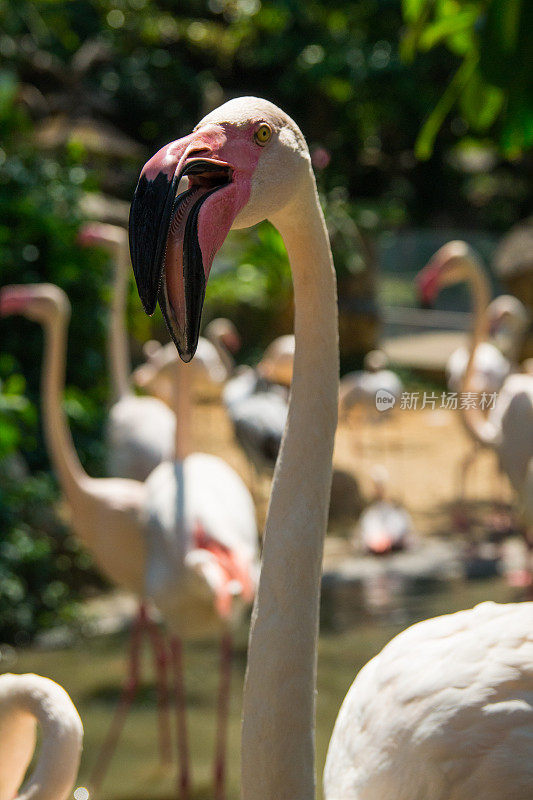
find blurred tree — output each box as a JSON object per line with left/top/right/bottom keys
{"left": 0, "top": 70, "right": 109, "bottom": 642}
{"left": 402, "top": 0, "right": 533, "bottom": 160}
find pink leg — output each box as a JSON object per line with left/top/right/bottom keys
{"left": 453, "top": 444, "right": 478, "bottom": 531}
{"left": 170, "top": 636, "right": 190, "bottom": 800}
{"left": 88, "top": 603, "right": 147, "bottom": 796}
{"left": 145, "top": 615, "right": 173, "bottom": 766}
{"left": 214, "top": 633, "right": 233, "bottom": 800}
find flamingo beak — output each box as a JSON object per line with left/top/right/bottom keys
{"left": 416, "top": 266, "right": 440, "bottom": 308}
{"left": 0, "top": 286, "right": 34, "bottom": 316}
{"left": 129, "top": 136, "right": 239, "bottom": 362}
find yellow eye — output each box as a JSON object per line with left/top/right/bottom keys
{"left": 254, "top": 123, "right": 272, "bottom": 146}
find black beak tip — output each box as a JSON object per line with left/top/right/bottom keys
{"left": 179, "top": 349, "right": 194, "bottom": 364}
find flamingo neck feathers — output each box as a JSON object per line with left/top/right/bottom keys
{"left": 109, "top": 241, "right": 132, "bottom": 402}
{"left": 171, "top": 358, "right": 193, "bottom": 461}
{"left": 241, "top": 173, "right": 339, "bottom": 800}
{"left": 460, "top": 256, "right": 500, "bottom": 447}
{"left": 0, "top": 675, "right": 82, "bottom": 800}
{"left": 41, "top": 309, "right": 89, "bottom": 503}
{"left": 206, "top": 326, "right": 235, "bottom": 375}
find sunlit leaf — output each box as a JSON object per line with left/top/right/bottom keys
{"left": 418, "top": 8, "right": 478, "bottom": 51}
{"left": 459, "top": 72, "right": 504, "bottom": 131}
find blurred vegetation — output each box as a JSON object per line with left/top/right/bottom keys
{"left": 402, "top": 0, "right": 533, "bottom": 160}
{"left": 0, "top": 0, "right": 532, "bottom": 641}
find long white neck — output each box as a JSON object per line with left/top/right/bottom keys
{"left": 109, "top": 241, "right": 132, "bottom": 401}
{"left": 172, "top": 358, "right": 193, "bottom": 460}
{"left": 205, "top": 325, "right": 235, "bottom": 375}
{"left": 241, "top": 173, "right": 339, "bottom": 800}
{"left": 460, "top": 258, "right": 500, "bottom": 447}
{"left": 0, "top": 674, "right": 82, "bottom": 800}
{"left": 41, "top": 312, "right": 88, "bottom": 504}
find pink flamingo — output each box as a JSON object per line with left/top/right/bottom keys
{"left": 418, "top": 242, "right": 533, "bottom": 581}
{"left": 128, "top": 94, "right": 533, "bottom": 800}
{"left": 0, "top": 283, "right": 259, "bottom": 799}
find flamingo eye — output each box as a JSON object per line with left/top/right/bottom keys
{"left": 254, "top": 123, "right": 272, "bottom": 146}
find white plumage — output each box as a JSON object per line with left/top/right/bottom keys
{"left": 340, "top": 351, "right": 403, "bottom": 417}
{"left": 78, "top": 222, "right": 176, "bottom": 482}
{"left": 324, "top": 601, "right": 533, "bottom": 800}
{"left": 357, "top": 500, "right": 412, "bottom": 554}
{"left": 106, "top": 393, "right": 176, "bottom": 481}
{"left": 482, "top": 373, "right": 533, "bottom": 505}
{"left": 355, "top": 466, "right": 412, "bottom": 554}
{"left": 143, "top": 452, "right": 259, "bottom": 638}
{"left": 446, "top": 341, "right": 510, "bottom": 393}
{"left": 0, "top": 673, "right": 83, "bottom": 800}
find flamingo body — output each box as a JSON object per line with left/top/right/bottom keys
{"left": 143, "top": 452, "right": 259, "bottom": 638}
{"left": 446, "top": 341, "right": 510, "bottom": 394}
{"left": 258, "top": 334, "right": 295, "bottom": 386}
{"left": 106, "top": 393, "right": 176, "bottom": 481}
{"left": 324, "top": 601, "right": 533, "bottom": 800}
{"left": 357, "top": 499, "right": 412, "bottom": 554}
{"left": 488, "top": 373, "right": 533, "bottom": 498}
{"left": 223, "top": 371, "right": 288, "bottom": 474}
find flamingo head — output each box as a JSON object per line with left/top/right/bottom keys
{"left": 132, "top": 340, "right": 177, "bottom": 405}
{"left": 204, "top": 317, "right": 241, "bottom": 354}
{"left": 0, "top": 283, "right": 70, "bottom": 324}
{"left": 416, "top": 240, "right": 475, "bottom": 307}
{"left": 129, "top": 96, "right": 310, "bottom": 361}
{"left": 487, "top": 294, "right": 529, "bottom": 339}
{"left": 77, "top": 222, "right": 127, "bottom": 252}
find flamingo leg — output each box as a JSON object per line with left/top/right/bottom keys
{"left": 145, "top": 613, "right": 173, "bottom": 766}
{"left": 453, "top": 443, "right": 479, "bottom": 531}
{"left": 88, "top": 602, "right": 147, "bottom": 796}
{"left": 214, "top": 632, "right": 233, "bottom": 800}
{"left": 170, "top": 636, "right": 190, "bottom": 800}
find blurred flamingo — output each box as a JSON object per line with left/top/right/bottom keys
{"left": 418, "top": 242, "right": 533, "bottom": 581}
{"left": 355, "top": 465, "right": 413, "bottom": 555}
{"left": 0, "top": 283, "right": 259, "bottom": 799}
{"left": 0, "top": 673, "right": 83, "bottom": 800}
{"left": 78, "top": 222, "right": 176, "bottom": 481}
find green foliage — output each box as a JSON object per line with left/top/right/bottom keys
{"left": 0, "top": 465, "right": 90, "bottom": 644}
{"left": 402, "top": 0, "right": 533, "bottom": 158}
{"left": 0, "top": 70, "right": 108, "bottom": 642}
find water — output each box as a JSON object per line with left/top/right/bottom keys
{"left": 5, "top": 574, "right": 518, "bottom": 799}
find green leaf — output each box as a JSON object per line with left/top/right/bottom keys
{"left": 402, "top": 0, "right": 433, "bottom": 24}
{"left": 460, "top": 72, "right": 504, "bottom": 131}
{"left": 418, "top": 8, "right": 478, "bottom": 51}
{"left": 415, "top": 55, "right": 478, "bottom": 159}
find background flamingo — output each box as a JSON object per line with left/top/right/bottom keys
{"left": 132, "top": 315, "right": 240, "bottom": 406}
{"left": 0, "top": 672, "right": 83, "bottom": 800}
{"left": 78, "top": 222, "right": 176, "bottom": 481}
{"left": 418, "top": 242, "right": 533, "bottom": 580}
{"left": 417, "top": 242, "right": 526, "bottom": 528}
{"left": 0, "top": 283, "right": 259, "bottom": 799}
{"left": 355, "top": 464, "right": 413, "bottom": 554}
{"left": 339, "top": 349, "right": 403, "bottom": 419}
